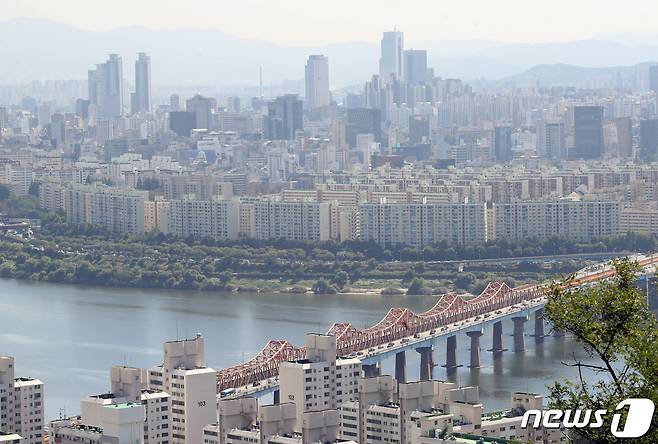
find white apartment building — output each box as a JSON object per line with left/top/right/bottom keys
{"left": 148, "top": 334, "right": 216, "bottom": 444}
{"left": 65, "top": 183, "right": 147, "bottom": 235}
{"left": 279, "top": 334, "right": 338, "bottom": 425}
{"left": 161, "top": 198, "right": 240, "bottom": 239}
{"left": 50, "top": 400, "right": 145, "bottom": 444}
{"left": 359, "top": 202, "right": 487, "bottom": 247}
{"left": 253, "top": 200, "right": 331, "bottom": 241}
{"left": 279, "top": 334, "right": 361, "bottom": 429}
{"left": 493, "top": 199, "right": 619, "bottom": 241}
{"left": 79, "top": 365, "right": 171, "bottom": 444}
{"left": 0, "top": 357, "right": 44, "bottom": 444}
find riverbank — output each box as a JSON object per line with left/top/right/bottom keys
{"left": 0, "top": 232, "right": 591, "bottom": 296}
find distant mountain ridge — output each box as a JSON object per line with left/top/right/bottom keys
{"left": 494, "top": 62, "right": 658, "bottom": 89}
{"left": 1, "top": 19, "right": 658, "bottom": 88}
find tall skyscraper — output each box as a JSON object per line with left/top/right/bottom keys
{"left": 131, "top": 52, "right": 152, "bottom": 114}
{"left": 263, "top": 94, "right": 303, "bottom": 140}
{"left": 614, "top": 117, "right": 633, "bottom": 158}
{"left": 186, "top": 94, "right": 216, "bottom": 130}
{"left": 572, "top": 106, "right": 604, "bottom": 159}
{"left": 304, "top": 55, "right": 330, "bottom": 109}
{"left": 346, "top": 108, "right": 382, "bottom": 146}
{"left": 379, "top": 30, "right": 404, "bottom": 82}
{"left": 650, "top": 65, "right": 658, "bottom": 95}
{"left": 403, "top": 49, "right": 427, "bottom": 85}
{"left": 650, "top": 65, "right": 658, "bottom": 114}
{"left": 170, "top": 94, "right": 181, "bottom": 111}
{"left": 640, "top": 119, "right": 658, "bottom": 158}
{"left": 493, "top": 125, "right": 513, "bottom": 162}
{"left": 537, "top": 120, "right": 565, "bottom": 160}
{"left": 88, "top": 54, "right": 124, "bottom": 117}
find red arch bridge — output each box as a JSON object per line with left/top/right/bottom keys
{"left": 216, "top": 255, "right": 658, "bottom": 392}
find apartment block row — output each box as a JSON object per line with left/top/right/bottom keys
{"left": 42, "top": 181, "right": 631, "bottom": 245}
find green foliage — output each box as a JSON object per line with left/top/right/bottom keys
{"left": 312, "top": 279, "right": 337, "bottom": 294}
{"left": 545, "top": 259, "right": 658, "bottom": 443}
{"left": 332, "top": 271, "right": 350, "bottom": 289}
{"left": 406, "top": 278, "right": 427, "bottom": 295}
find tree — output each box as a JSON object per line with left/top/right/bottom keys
{"left": 312, "top": 279, "right": 337, "bottom": 295}
{"left": 544, "top": 259, "right": 658, "bottom": 443}
{"left": 406, "top": 278, "right": 426, "bottom": 295}
{"left": 332, "top": 271, "right": 350, "bottom": 290}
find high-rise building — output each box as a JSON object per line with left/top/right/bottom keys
{"left": 403, "top": 50, "right": 427, "bottom": 85}
{"left": 131, "top": 52, "right": 152, "bottom": 114}
{"left": 650, "top": 65, "right": 658, "bottom": 95}
{"left": 170, "top": 94, "right": 181, "bottom": 111}
{"left": 0, "top": 357, "right": 44, "bottom": 444}
{"left": 379, "top": 30, "right": 404, "bottom": 82}
{"left": 169, "top": 111, "right": 196, "bottom": 137}
{"left": 346, "top": 108, "right": 382, "bottom": 146}
{"left": 279, "top": 334, "right": 361, "bottom": 426}
{"left": 359, "top": 202, "right": 487, "bottom": 247}
{"left": 263, "top": 94, "right": 303, "bottom": 140}
{"left": 493, "top": 125, "right": 513, "bottom": 162}
{"left": 147, "top": 334, "right": 216, "bottom": 444}
{"left": 88, "top": 54, "right": 124, "bottom": 117}
{"left": 409, "top": 115, "right": 430, "bottom": 144}
{"left": 305, "top": 55, "right": 330, "bottom": 109}
{"left": 614, "top": 117, "right": 633, "bottom": 158}
{"left": 536, "top": 120, "right": 565, "bottom": 160}
{"left": 572, "top": 105, "right": 604, "bottom": 159}
{"left": 493, "top": 200, "right": 619, "bottom": 242}
{"left": 186, "top": 94, "right": 216, "bottom": 130}
{"left": 65, "top": 184, "right": 147, "bottom": 235}
{"left": 640, "top": 119, "right": 658, "bottom": 157}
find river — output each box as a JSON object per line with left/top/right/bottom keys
{"left": 0, "top": 277, "right": 634, "bottom": 420}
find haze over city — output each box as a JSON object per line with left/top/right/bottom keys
{"left": 0, "top": 3, "right": 657, "bottom": 444}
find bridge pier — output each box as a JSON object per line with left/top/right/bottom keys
{"left": 489, "top": 321, "right": 505, "bottom": 354}
{"left": 534, "top": 309, "right": 545, "bottom": 343}
{"left": 416, "top": 346, "right": 434, "bottom": 380}
{"left": 395, "top": 351, "right": 406, "bottom": 384}
{"left": 273, "top": 389, "right": 280, "bottom": 404}
{"left": 466, "top": 331, "right": 483, "bottom": 368}
{"left": 512, "top": 316, "right": 527, "bottom": 352}
{"left": 363, "top": 363, "right": 380, "bottom": 377}
{"left": 444, "top": 335, "right": 458, "bottom": 371}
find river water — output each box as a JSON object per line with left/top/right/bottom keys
{"left": 0, "top": 278, "right": 635, "bottom": 420}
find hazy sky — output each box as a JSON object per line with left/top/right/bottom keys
{"left": 2, "top": 0, "right": 657, "bottom": 45}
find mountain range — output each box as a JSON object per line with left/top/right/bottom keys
{"left": 1, "top": 19, "right": 658, "bottom": 89}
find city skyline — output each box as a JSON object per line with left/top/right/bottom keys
{"left": 1, "top": 8, "right": 658, "bottom": 443}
